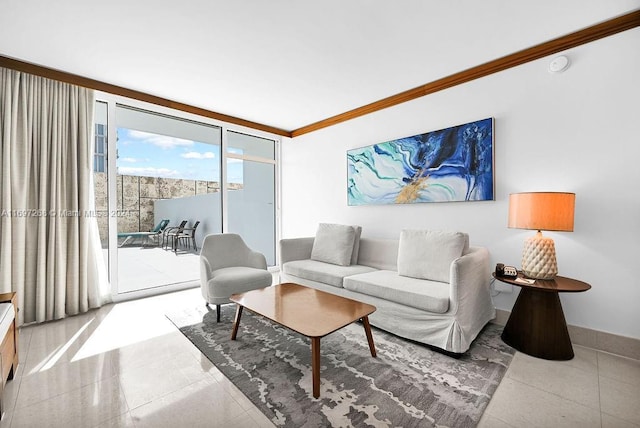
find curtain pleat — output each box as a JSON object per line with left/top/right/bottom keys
{"left": 0, "top": 67, "right": 108, "bottom": 325}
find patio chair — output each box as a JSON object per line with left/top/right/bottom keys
{"left": 176, "top": 221, "right": 200, "bottom": 252}
{"left": 118, "top": 219, "right": 170, "bottom": 247}
{"left": 200, "top": 233, "right": 272, "bottom": 322}
{"left": 149, "top": 219, "right": 170, "bottom": 245}
{"left": 163, "top": 220, "right": 188, "bottom": 250}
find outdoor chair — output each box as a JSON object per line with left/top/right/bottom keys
{"left": 118, "top": 219, "right": 170, "bottom": 247}
{"left": 163, "top": 220, "right": 188, "bottom": 250}
{"left": 149, "top": 219, "right": 170, "bottom": 245}
{"left": 200, "top": 233, "right": 272, "bottom": 322}
{"left": 176, "top": 221, "right": 200, "bottom": 251}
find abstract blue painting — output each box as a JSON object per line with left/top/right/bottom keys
{"left": 347, "top": 118, "right": 494, "bottom": 205}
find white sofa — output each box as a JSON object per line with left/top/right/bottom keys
{"left": 279, "top": 228, "right": 495, "bottom": 354}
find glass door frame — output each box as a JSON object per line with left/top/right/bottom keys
{"left": 96, "top": 92, "right": 281, "bottom": 302}
{"left": 223, "top": 130, "right": 277, "bottom": 265}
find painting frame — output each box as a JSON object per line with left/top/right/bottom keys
{"left": 347, "top": 118, "right": 494, "bottom": 206}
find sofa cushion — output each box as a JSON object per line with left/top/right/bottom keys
{"left": 311, "top": 223, "right": 356, "bottom": 266}
{"left": 344, "top": 270, "right": 450, "bottom": 313}
{"left": 356, "top": 238, "right": 399, "bottom": 270}
{"left": 397, "top": 229, "right": 467, "bottom": 282}
{"left": 283, "top": 259, "right": 376, "bottom": 288}
{"left": 350, "top": 225, "right": 362, "bottom": 265}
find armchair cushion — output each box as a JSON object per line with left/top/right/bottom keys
{"left": 206, "top": 267, "right": 273, "bottom": 301}
{"left": 397, "top": 229, "right": 467, "bottom": 283}
{"left": 310, "top": 223, "right": 356, "bottom": 266}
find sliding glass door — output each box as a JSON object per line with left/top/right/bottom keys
{"left": 114, "top": 105, "right": 222, "bottom": 293}
{"left": 94, "top": 96, "right": 279, "bottom": 299}
{"left": 226, "top": 131, "right": 276, "bottom": 266}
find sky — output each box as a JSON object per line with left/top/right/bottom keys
{"left": 116, "top": 129, "right": 243, "bottom": 183}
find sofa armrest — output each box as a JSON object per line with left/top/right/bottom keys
{"left": 279, "top": 237, "right": 315, "bottom": 268}
{"left": 449, "top": 246, "right": 492, "bottom": 316}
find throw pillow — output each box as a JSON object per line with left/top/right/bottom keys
{"left": 311, "top": 223, "right": 356, "bottom": 266}
{"left": 350, "top": 225, "right": 362, "bottom": 265}
{"left": 397, "top": 229, "right": 467, "bottom": 282}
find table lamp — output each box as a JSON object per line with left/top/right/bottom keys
{"left": 508, "top": 192, "right": 575, "bottom": 279}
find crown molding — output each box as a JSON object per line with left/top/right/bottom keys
{"left": 291, "top": 9, "right": 640, "bottom": 137}
{"left": 1, "top": 10, "right": 638, "bottom": 139}
{"left": 0, "top": 55, "right": 292, "bottom": 137}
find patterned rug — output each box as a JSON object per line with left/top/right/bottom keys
{"left": 167, "top": 304, "right": 514, "bottom": 428}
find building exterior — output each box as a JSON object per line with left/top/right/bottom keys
{"left": 93, "top": 172, "right": 241, "bottom": 242}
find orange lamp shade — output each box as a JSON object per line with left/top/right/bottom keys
{"left": 508, "top": 192, "right": 575, "bottom": 232}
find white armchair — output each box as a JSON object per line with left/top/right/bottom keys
{"left": 200, "top": 233, "right": 273, "bottom": 322}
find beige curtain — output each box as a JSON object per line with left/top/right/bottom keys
{"left": 0, "top": 67, "right": 108, "bottom": 325}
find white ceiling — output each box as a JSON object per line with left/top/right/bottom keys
{"left": 1, "top": 1, "right": 638, "bottom": 132}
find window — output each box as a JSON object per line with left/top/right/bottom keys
{"left": 94, "top": 123, "right": 107, "bottom": 173}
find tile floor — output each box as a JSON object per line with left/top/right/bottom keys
{"left": 1, "top": 287, "right": 638, "bottom": 428}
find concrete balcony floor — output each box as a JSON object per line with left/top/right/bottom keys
{"left": 104, "top": 240, "right": 200, "bottom": 294}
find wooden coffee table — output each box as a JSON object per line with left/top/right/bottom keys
{"left": 229, "top": 282, "right": 377, "bottom": 398}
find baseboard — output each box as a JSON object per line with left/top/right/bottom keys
{"left": 493, "top": 309, "right": 640, "bottom": 361}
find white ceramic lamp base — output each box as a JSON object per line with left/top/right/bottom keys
{"left": 521, "top": 231, "right": 558, "bottom": 280}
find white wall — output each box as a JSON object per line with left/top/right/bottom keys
{"left": 281, "top": 28, "right": 640, "bottom": 339}
{"left": 155, "top": 188, "right": 276, "bottom": 265}
{"left": 227, "top": 165, "right": 276, "bottom": 266}
{"left": 155, "top": 193, "right": 222, "bottom": 249}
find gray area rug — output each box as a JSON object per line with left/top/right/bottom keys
{"left": 168, "top": 304, "right": 514, "bottom": 428}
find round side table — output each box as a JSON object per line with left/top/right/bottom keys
{"left": 493, "top": 272, "right": 591, "bottom": 360}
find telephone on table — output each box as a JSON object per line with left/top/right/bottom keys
{"left": 496, "top": 263, "right": 518, "bottom": 279}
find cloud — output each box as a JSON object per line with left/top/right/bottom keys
{"left": 118, "top": 167, "right": 180, "bottom": 178}
{"left": 181, "top": 151, "right": 216, "bottom": 159}
{"left": 120, "top": 157, "right": 138, "bottom": 163}
{"left": 126, "top": 130, "right": 194, "bottom": 149}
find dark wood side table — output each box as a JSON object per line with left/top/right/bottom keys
{"left": 493, "top": 273, "right": 590, "bottom": 360}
